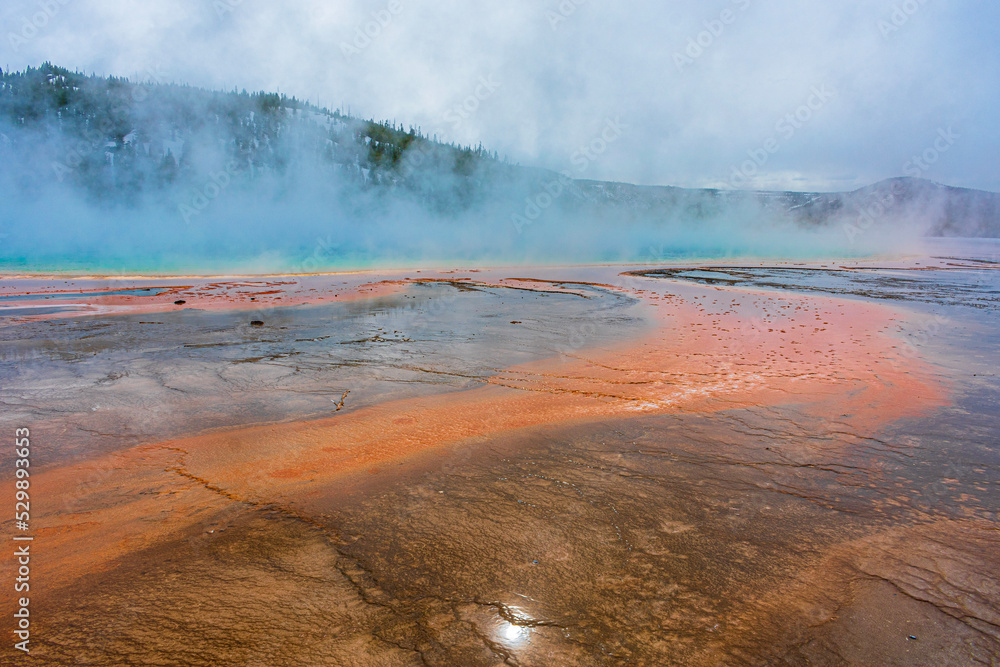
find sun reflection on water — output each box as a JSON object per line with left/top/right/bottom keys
{"left": 502, "top": 622, "right": 524, "bottom": 641}
{"left": 495, "top": 605, "right": 533, "bottom": 647}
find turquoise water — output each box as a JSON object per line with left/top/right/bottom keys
{"left": 0, "top": 196, "right": 881, "bottom": 275}
{"left": 0, "top": 242, "right": 878, "bottom": 276}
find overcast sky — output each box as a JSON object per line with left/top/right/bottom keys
{"left": 2, "top": 0, "right": 998, "bottom": 192}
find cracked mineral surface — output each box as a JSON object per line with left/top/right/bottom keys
{"left": 1, "top": 246, "right": 998, "bottom": 665}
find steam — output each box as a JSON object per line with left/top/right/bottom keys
{"left": 0, "top": 70, "right": 978, "bottom": 274}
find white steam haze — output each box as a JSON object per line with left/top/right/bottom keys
{"left": 0, "top": 0, "right": 998, "bottom": 272}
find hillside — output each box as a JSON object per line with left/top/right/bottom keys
{"left": 569, "top": 179, "right": 1000, "bottom": 239}
{"left": 1, "top": 64, "right": 998, "bottom": 270}
{"left": 0, "top": 63, "right": 511, "bottom": 211}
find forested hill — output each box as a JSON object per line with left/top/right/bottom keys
{"left": 0, "top": 63, "right": 510, "bottom": 210}
{"left": 0, "top": 64, "right": 997, "bottom": 271}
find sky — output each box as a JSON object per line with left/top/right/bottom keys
{"left": 2, "top": 0, "right": 999, "bottom": 193}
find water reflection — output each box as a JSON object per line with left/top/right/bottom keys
{"left": 500, "top": 621, "right": 526, "bottom": 642}
{"left": 494, "top": 605, "right": 533, "bottom": 648}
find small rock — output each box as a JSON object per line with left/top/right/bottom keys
{"left": 174, "top": 300, "right": 186, "bottom": 305}
{"left": 250, "top": 320, "right": 264, "bottom": 327}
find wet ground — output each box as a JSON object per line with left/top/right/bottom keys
{"left": 1, "top": 243, "right": 999, "bottom": 665}
{"left": 0, "top": 279, "right": 644, "bottom": 466}
{"left": 630, "top": 260, "right": 1000, "bottom": 309}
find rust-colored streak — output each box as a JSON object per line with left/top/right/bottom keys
{"left": 10, "top": 279, "right": 946, "bottom": 603}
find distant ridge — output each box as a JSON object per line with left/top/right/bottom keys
{"left": 1, "top": 63, "right": 997, "bottom": 252}
{"left": 569, "top": 177, "right": 1000, "bottom": 238}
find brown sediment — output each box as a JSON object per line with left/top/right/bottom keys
{"left": 170, "top": 282, "right": 945, "bottom": 513}
{"left": 3, "top": 255, "right": 996, "bottom": 665}
{"left": 9, "top": 276, "right": 948, "bottom": 605}
{"left": 694, "top": 518, "right": 1000, "bottom": 665}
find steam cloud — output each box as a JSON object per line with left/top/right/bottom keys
{"left": 0, "top": 66, "right": 990, "bottom": 274}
